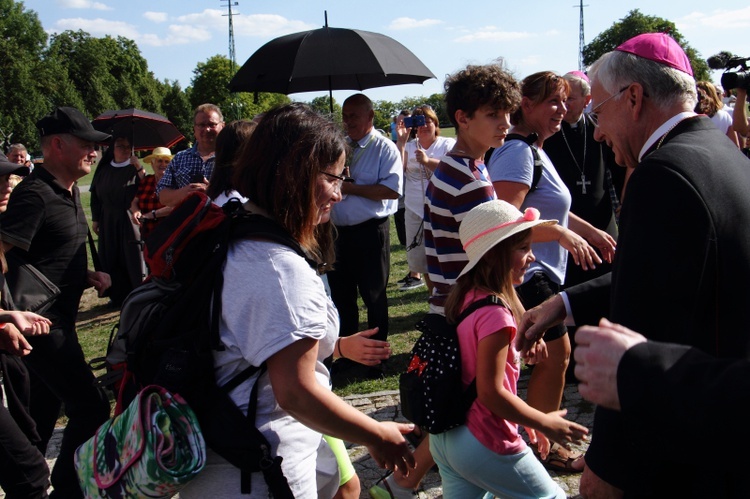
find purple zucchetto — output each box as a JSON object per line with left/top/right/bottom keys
{"left": 615, "top": 33, "right": 693, "bottom": 77}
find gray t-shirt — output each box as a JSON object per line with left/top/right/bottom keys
{"left": 182, "top": 239, "right": 339, "bottom": 498}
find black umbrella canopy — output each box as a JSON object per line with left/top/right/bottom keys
{"left": 229, "top": 27, "right": 435, "bottom": 96}
{"left": 92, "top": 108, "right": 185, "bottom": 151}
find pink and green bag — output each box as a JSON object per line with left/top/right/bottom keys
{"left": 75, "top": 385, "right": 206, "bottom": 498}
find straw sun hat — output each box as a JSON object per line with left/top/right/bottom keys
{"left": 143, "top": 147, "right": 174, "bottom": 163}
{"left": 458, "top": 200, "right": 557, "bottom": 279}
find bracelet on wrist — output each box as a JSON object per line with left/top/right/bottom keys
{"left": 152, "top": 209, "right": 157, "bottom": 220}
{"left": 336, "top": 338, "right": 347, "bottom": 359}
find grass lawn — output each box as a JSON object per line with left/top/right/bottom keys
{"left": 76, "top": 192, "right": 430, "bottom": 398}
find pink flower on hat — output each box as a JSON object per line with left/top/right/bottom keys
{"left": 523, "top": 207, "right": 540, "bottom": 221}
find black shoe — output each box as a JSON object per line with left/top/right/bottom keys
{"left": 399, "top": 276, "right": 425, "bottom": 291}
{"left": 396, "top": 273, "right": 410, "bottom": 285}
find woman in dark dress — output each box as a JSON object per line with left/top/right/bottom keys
{"left": 90, "top": 135, "right": 145, "bottom": 306}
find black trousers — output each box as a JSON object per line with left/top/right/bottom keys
{"left": 24, "top": 325, "right": 111, "bottom": 499}
{"left": 394, "top": 207, "right": 406, "bottom": 247}
{"left": 0, "top": 355, "right": 49, "bottom": 499}
{"left": 328, "top": 217, "right": 391, "bottom": 342}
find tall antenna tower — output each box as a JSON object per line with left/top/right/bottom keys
{"left": 577, "top": 0, "right": 588, "bottom": 71}
{"left": 222, "top": 0, "right": 241, "bottom": 118}
{"left": 222, "top": 0, "right": 239, "bottom": 73}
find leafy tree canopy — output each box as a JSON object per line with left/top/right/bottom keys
{"left": 582, "top": 9, "right": 709, "bottom": 81}
{"left": 0, "top": 0, "right": 50, "bottom": 151}
{"left": 191, "top": 54, "right": 290, "bottom": 139}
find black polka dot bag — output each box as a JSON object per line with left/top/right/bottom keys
{"left": 399, "top": 295, "right": 504, "bottom": 434}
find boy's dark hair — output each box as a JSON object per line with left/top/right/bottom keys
{"left": 443, "top": 62, "right": 522, "bottom": 128}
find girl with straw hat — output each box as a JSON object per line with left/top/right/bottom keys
{"left": 430, "top": 199, "right": 588, "bottom": 498}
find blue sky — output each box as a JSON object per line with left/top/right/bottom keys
{"left": 22, "top": 0, "right": 749, "bottom": 106}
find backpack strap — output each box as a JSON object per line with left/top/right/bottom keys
{"left": 455, "top": 295, "right": 506, "bottom": 411}
{"left": 230, "top": 211, "right": 318, "bottom": 270}
{"left": 506, "top": 133, "right": 543, "bottom": 193}
{"left": 485, "top": 133, "right": 543, "bottom": 193}
{"left": 205, "top": 209, "right": 298, "bottom": 497}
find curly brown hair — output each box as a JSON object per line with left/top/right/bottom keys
{"left": 444, "top": 62, "right": 522, "bottom": 128}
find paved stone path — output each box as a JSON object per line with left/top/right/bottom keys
{"left": 345, "top": 374, "right": 594, "bottom": 498}
{"left": 4, "top": 373, "right": 593, "bottom": 498}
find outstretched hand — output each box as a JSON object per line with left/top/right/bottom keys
{"left": 367, "top": 421, "right": 417, "bottom": 476}
{"left": 0, "top": 323, "right": 38, "bottom": 356}
{"left": 558, "top": 229, "right": 602, "bottom": 271}
{"left": 339, "top": 328, "right": 391, "bottom": 366}
{"left": 515, "top": 294, "right": 566, "bottom": 357}
{"left": 0, "top": 310, "right": 51, "bottom": 336}
{"left": 574, "top": 318, "right": 647, "bottom": 411}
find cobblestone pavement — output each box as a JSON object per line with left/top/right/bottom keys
{"left": 4, "top": 374, "right": 593, "bottom": 499}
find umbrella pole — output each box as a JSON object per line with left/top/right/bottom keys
{"left": 325, "top": 11, "right": 334, "bottom": 115}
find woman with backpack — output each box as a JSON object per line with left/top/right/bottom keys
{"left": 430, "top": 199, "right": 588, "bottom": 498}
{"left": 180, "top": 103, "right": 415, "bottom": 498}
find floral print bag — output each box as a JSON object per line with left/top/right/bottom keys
{"left": 74, "top": 385, "right": 206, "bottom": 498}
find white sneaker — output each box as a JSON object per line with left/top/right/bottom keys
{"left": 369, "top": 474, "right": 416, "bottom": 499}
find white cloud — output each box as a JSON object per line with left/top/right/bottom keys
{"left": 53, "top": 18, "right": 139, "bottom": 38}
{"left": 388, "top": 17, "right": 443, "bottom": 30}
{"left": 57, "top": 0, "right": 111, "bottom": 10}
{"left": 233, "top": 14, "right": 317, "bottom": 37}
{"left": 141, "top": 24, "right": 213, "bottom": 47}
{"left": 454, "top": 27, "right": 535, "bottom": 43}
{"left": 143, "top": 12, "right": 168, "bottom": 23}
{"left": 173, "top": 9, "right": 315, "bottom": 38}
{"left": 677, "top": 7, "right": 750, "bottom": 30}
{"left": 47, "top": 8, "right": 317, "bottom": 49}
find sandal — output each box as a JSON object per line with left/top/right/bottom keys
{"left": 532, "top": 442, "right": 585, "bottom": 474}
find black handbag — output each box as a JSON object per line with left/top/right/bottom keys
{"left": 4, "top": 251, "right": 61, "bottom": 313}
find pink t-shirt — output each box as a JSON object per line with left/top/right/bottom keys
{"left": 457, "top": 289, "right": 526, "bottom": 455}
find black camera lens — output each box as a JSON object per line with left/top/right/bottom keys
{"left": 721, "top": 71, "right": 750, "bottom": 91}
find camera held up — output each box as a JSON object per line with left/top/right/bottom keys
{"left": 403, "top": 114, "right": 426, "bottom": 129}
{"left": 706, "top": 51, "right": 750, "bottom": 91}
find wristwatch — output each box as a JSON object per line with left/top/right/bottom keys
{"left": 152, "top": 209, "right": 157, "bottom": 220}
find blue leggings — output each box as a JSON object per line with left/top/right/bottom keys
{"left": 430, "top": 425, "right": 565, "bottom": 499}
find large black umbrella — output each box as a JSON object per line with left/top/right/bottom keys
{"left": 229, "top": 19, "right": 435, "bottom": 112}
{"left": 92, "top": 108, "right": 185, "bottom": 151}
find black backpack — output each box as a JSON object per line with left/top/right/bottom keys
{"left": 399, "top": 295, "right": 505, "bottom": 434}
{"left": 484, "top": 132, "right": 543, "bottom": 193}
{"left": 98, "top": 192, "right": 311, "bottom": 498}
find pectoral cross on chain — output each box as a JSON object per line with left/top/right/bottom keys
{"left": 577, "top": 174, "right": 591, "bottom": 194}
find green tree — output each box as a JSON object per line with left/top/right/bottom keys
{"left": 44, "top": 31, "right": 166, "bottom": 119}
{"left": 0, "top": 0, "right": 52, "bottom": 151}
{"left": 190, "top": 54, "right": 290, "bottom": 128}
{"left": 582, "top": 9, "right": 709, "bottom": 81}
{"left": 308, "top": 96, "right": 342, "bottom": 120}
{"left": 159, "top": 79, "right": 192, "bottom": 151}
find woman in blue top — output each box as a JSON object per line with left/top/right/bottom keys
{"left": 487, "top": 71, "right": 615, "bottom": 472}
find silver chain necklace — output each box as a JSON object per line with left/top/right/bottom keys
{"left": 560, "top": 117, "right": 591, "bottom": 194}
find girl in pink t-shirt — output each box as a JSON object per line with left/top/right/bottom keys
{"left": 430, "top": 199, "right": 588, "bottom": 498}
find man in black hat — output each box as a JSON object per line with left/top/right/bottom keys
{"left": 0, "top": 106, "right": 113, "bottom": 498}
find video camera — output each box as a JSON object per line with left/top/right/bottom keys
{"left": 706, "top": 51, "right": 750, "bottom": 91}
{"left": 403, "top": 115, "right": 426, "bottom": 129}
